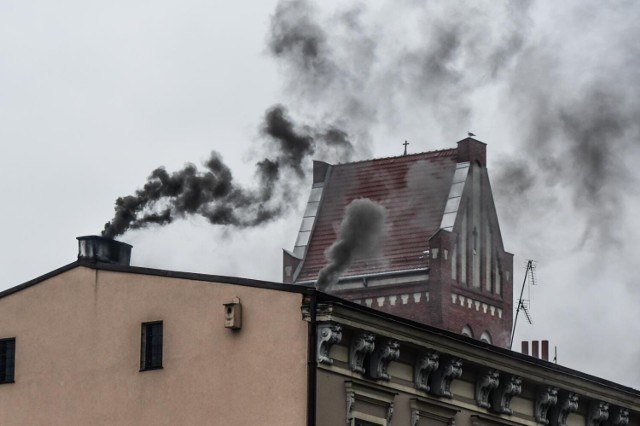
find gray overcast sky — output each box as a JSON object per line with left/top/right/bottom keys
{"left": 2, "top": 1, "right": 640, "bottom": 387}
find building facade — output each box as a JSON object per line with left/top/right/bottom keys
{"left": 0, "top": 238, "right": 638, "bottom": 425}
{"left": 285, "top": 138, "right": 514, "bottom": 347}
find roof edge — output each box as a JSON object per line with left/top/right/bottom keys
{"left": 0, "top": 261, "right": 81, "bottom": 300}
{"left": 312, "top": 292, "right": 640, "bottom": 398}
{"left": 0, "top": 260, "right": 315, "bottom": 301}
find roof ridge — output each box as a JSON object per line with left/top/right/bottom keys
{"left": 327, "top": 147, "right": 457, "bottom": 167}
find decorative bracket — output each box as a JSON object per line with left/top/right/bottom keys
{"left": 610, "top": 407, "right": 629, "bottom": 426}
{"left": 387, "top": 403, "right": 395, "bottom": 426}
{"left": 414, "top": 350, "right": 439, "bottom": 392}
{"left": 429, "top": 356, "right": 463, "bottom": 398}
{"left": 550, "top": 391, "right": 578, "bottom": 426}
{"left": 317, "top": 323, "right": 342, "bottom": 365}
{"left": 368, "top": 339, "right": 400, "bottom": 380}
{"left": 349, "top": 331, "right": 375, "bottom": 374}
{"left": 475, "top": 368, "right": 500, "bottom": 408}
{"left": 535, "top": 386, "right": 558, "bottom": 424}
{"left": 346, "top": 391, "right": 356, "bottom": 426}
{"left": 490, "top": 374, "right": 522, "bottom": 415}
{"left": 587, "top": 401, "right": 609, "bottom": 426}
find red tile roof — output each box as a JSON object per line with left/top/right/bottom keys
{"left": 297, "top": 148, "right": 459, "bottom": 282}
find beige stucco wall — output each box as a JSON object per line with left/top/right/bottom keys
{"left": 0, "top": 267, "right": 308, "bottom": 425}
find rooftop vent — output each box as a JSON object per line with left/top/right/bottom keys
{"left": 77, "top": 235, "right": 132, "bottom": 266}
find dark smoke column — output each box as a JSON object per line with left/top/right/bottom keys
{"left": 316, "top": 198, "right": 387, "bottom": 292}
{"left": 101, "top": 104, "right": 355, "bottom": 239}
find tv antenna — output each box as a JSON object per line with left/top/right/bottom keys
{"left": 509, "top": 260, "right": 537, "bottom": 350}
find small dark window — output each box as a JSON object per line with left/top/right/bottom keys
{"left": 140, "top": 321, "right": 163, "bottom": 371}
{"left": 0, "top": 338, "right": 16, "bottom": 384}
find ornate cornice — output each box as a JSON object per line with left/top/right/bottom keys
{"left": 430, "top": 356, "right": 463, "bottom": 398}
{"left": 490, "top": 374, "right": 522, "bottom": 415}
{"left": 475, "top": 368, "right": 500, "bottom": 409}
{"left": 414, "top": 350, "right": 440, "bottom": 392}
{"left": 301, "top": 302, "right": 334, "bottom": 322}
{"left": 535, "top": 386, "right": 558, "bottom": 425}
{"left": 349, "top": 331, "right": 375, "bottom": 374}
{"left": 317, "top": 323, "right": 342, "bottom": 365}
{"left": 368, "top": 339, "right": 400, "bottom": 381}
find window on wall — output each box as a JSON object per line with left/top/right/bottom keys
{"left": 411, "top": 397, "right": 460, "bottom": 426}
{"left": 140, "top": 321, "right": 163, "bottom": 371}
{"left": 480, "top": 331, "right": 492, "bottom": 345}
{"left": 461, "top": 325, "right": 474, "bottom": 338}
{"left": 345, "top": 381, "right": 395, "bottom": 426}
{"left": 0, "top": 338, "right": 16, "bottom": 384}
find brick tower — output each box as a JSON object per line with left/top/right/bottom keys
{"left": 283, "top": 138, "right": 514, "bottom": 347}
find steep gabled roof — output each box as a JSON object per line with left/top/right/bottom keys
{"left": 295, "top": 148, "right": 459, "bottom": 283}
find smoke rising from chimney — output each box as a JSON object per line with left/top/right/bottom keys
{"left": 316, "top": 198, "right": 387, "bottom": 292}
{"left": 102, "top": 104, "right": 354, "bottom": 238}
{"left": 269, "top": 0, "right": 639, "bottom": 248}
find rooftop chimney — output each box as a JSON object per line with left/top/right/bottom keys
{"left": 77, "top": 235, "right": 132, "bottom": 266}
{"left": 521, "top": 340, "right": 550, "bottom": 361}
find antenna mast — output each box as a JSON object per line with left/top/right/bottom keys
{"left": 509, "top": 260, "right": 537, "bottom": 350}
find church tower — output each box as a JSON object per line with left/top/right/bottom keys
{"left": 284, "top": 138, "right": 513, "bottom": 347}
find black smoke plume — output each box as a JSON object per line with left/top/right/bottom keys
{"left": 102, "top": 105, "right": 353, "bottom": 238}
{"left": 316, "top": 198, "right": 387, "bottom": 292}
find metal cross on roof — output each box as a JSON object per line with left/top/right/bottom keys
{"left": 403, "top": 140, "right": 409, "bottom": 155}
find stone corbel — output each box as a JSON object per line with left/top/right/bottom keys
{"left": 587, "top": 401, "right": 609, "bottom": 426}
{"left": 317, "top": 323, "right": 342, "bottom": 365}
{"left": 475, "top": 368, "right": 500, "bottom": 409}
{"left": 349, "top": 331, "right": 375, "bottom": 374}
{"left": 387, "top": 403, "right": 395, "bottom": 426}
{"left": 535, "top": 386, "right": 558, "bottom": 424}
{"left": 368, "top": 339, "right": 400, "bottom": 380}
{"left": 609, "top": 407, "right": 629, "bottom": 426}
{"left": 490, "top": 374, "right": 522, "bottom": 415}
{"left": 346, "top": 391, "right": 356, "bottom": 426}
{"left": 550, "top": 391, "right": 579, "bottom": 426}
{"left": 429, "top": 356, "right": 463, "bottom": 398}
{"left": 414, "top": 350, "right": 439, "bottom": 392}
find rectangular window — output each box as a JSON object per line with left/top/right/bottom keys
{"left": 0, "top": 338, "right": 16, "bottom": 384}
{"left": 140, "top": 321, "right": 163, "bottom": 371}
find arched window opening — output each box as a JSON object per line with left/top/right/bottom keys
{"left": 461, "top": 325, "right": 474, "bottom": 338}
{"left": 480, "top": 331, "right": 492, "bottom": 345}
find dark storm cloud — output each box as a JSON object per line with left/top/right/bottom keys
{"left": 316, "top": 198, "right": 387, "bottom": 291}
{"left": 103, "top": 104, "right": 354, "bottom": 237}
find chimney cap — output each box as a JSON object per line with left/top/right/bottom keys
{"left": 77, "top": 235, "right": 132, "bottom": 265}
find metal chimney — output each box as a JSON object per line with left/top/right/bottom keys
{"left": 77, "top": 235, "right": 132, "bottom": 266}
